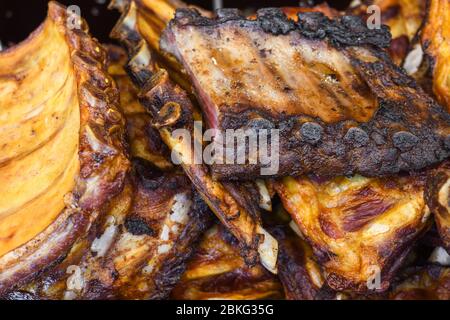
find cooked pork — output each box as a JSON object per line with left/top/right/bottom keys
{"left": 275, "top": 174, "right": 430, "bottom": 292}
{"left": 111, "top": 2, "right": 279, "bottom": 273}
{"left": 160, "top": 8, "right": 450, "bottom": 180}
{"left": 0, "top": 2, "right": 129, "bottom": 295}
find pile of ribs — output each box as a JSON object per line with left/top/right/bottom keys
{"left": 0, "top": 0, "right": 449, "bottom": 299}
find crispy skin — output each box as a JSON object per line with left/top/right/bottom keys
{"left": 110, "top": 3, "right": 279, "bottom": 273}
{"left": 275, "top": 174, "right": 430, "bottom": 292}
{"left": 0, "top": 2, "right": 129, "bottom": 295}
{"left": 160, "top": 8, "right": 450, "bottom": 180}
{"left": 171, "top": 225, "right": 283, "bottom": 300}
{"left": 420, "top": 0, "right": 450, "bottom": 112}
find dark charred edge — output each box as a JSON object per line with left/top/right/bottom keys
{"left": 271, "top": 227, "right": 326, "bottom": 300}
{"left": 325, "top": 224, "right": 431, "bottom": 294}
{"left": 0, "top": 1, "right": 129, "bottom": 295}
{"left": 168, "top": 7, "right": 391, "bottom": 49}
{"left": 425, "top": 161, "right": 450, "bottom": 253}
{"left": 112, "top": 19, "right": 261, "bottom": 266}
{"left": 161, "top": 7, "right": 450, "bottom": 181}
{"left": 149, "top": 192, "right": 213, "bottom": 300}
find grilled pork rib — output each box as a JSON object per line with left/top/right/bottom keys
{"left": 0, "top": 2, "right": 129, "bottom": 295}
{"left": 110, "top": 2, "right": 279, "bottom": 273}
{"left": 160, "top": 8, "right": 450, "bottom": 180}
{"left": 275, "top": 174, "right": 430, "bottom": 292}
{"left": 3, "top": 45, "right": 211, "bottom": 300}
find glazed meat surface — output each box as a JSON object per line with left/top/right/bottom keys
{"left": 161, "top": 8, "right": 450, "bottom": 180}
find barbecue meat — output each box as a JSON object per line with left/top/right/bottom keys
{"left": 110, "top": 3, "right": 279, "bottom": 273}
{"left": 3, "top": 45, "right": 210, "bottom": 300}
{"left": 275, "top": 174, "right": 430, "bottom": 292}
{"left": 160, "top": 8, "right": 450, "bottom": 180}
{"left": 0, "top": 2, "right": 129, "bottom": 295}
{"left": 171, "top": 224, "right": 283, "bottom": 300}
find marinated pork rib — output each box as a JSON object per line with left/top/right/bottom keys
{"left": 171, "top": 224, "right": 283, "bottom": 300}
{"left": 0, "top": 2, "right": 129, "bottom": 295}
{"left": 111, "top": 3, "right": 279, "bottom": 273}
{"left": 161, "top": 8, "right": 450, "bottom": 180}
{"left": 275, "top": 174, "right": 430, "bottom": 292}
{"left": 3, "top": 45, "right": 210, "bottom": 300}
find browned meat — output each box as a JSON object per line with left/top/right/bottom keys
{"left": 349, "top": 0, "right": 426, "bottom": 65}
{"left": 160, "top": 8, "right": 450, "bottom": 180}
{"left": 0, "top": 2, "right": 129, "bottom": 295}
{"left": 390, "top": 265, "right": 450, "bottom": 300}
{"left": 275, "top": 174, "right": 430, "bottom": 293}
{"left": 111, "top": 4, "right": 279, "bottom": 273}
{"left": 2, "top": 45, "right": 210, "bottom": 300}
{"left": 171, "top": 224, "right": 283, "bottom": 300}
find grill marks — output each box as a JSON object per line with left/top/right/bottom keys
{"left": 168, "top": 22, "right": 379, "bottom": 124}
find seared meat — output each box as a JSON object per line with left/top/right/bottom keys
{"left": 349, "top": 0, "right": 426, "bottom": 65}
{"left": 111, "top": 3, "right": 279, "bottom": 273}
{"left": 418, "top": 0, "right": 450, "bottom": 111}
{"left": 3, "top": 45, "right": 210, "bottom": 300}
{"left": 275, "top": 174, "right": 430, "bottom": 292}
{"left": 171, "top": 224, "right": 283, "bottom": 300}
{"left": 0, "top": 2, "right": 129, "bottom": 295}
{"left": 160, "top": 8, "right": 450, "bottom": 180}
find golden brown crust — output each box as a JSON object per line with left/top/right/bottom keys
{"left": 420, "top": 0, "right": 450, "bottom": 112}
{"left": 0, "top": 2, "right": 129, "bottom": 295}
{"left": 275, "top": 174, "right": 430, "bottom": 293}
{"left": 110, "top": 3, "right": 279, "bottom": 273}
{"left": 171, "top": 225, "right": 283, "bottom": 300}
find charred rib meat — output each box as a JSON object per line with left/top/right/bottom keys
{"left": 160, "top": 8, "right": 450, "bottom": 180}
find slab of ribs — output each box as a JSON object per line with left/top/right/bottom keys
{"left": 0, "top": 0, "right": 449, "bottom": 299}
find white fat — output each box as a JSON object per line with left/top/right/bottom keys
{"left": 429, "top": 247, "right": 450, "bottom": 266}
{"left": 289, "top": 220, "right": 305, "bottom": 240}
{"left": 421, "top": 206, "right": 431, "bottom": 223}
{"left": 158, "top": 244, "right": 172, "bottom": 254}
{"left": 366, "top": 223, "right": 390, "bottom": 236}
{"left": 256, "top": 225, "right": 278, "bottom": 274}
{"left": 349, "top": 0, "right": 362, "bottom": 8}
{"left": 170, "top": 193, "right": 192, "bottom": 224}
{"left": 160, "top": 224, "right": 170, "bottom": 241}
{"left": 255, "top": 179, "right": 272, "bottom": 211}
{"left": 91, "top": 225, "right": 117, "bottom": 257}
{"left": 438, "top": 178, "right": 450, "bottom": 209}
{"left": 66, "top": 265, "right": 84, "bottom": 292}
{"left": 142, "top": 265, "right": 154, "bottom": 275}
{"left": 403, "top": 44, "right": 423, "bottom": 75}
{"left": 171, "top": 225, "right": 179, "bottom": 234}
{"left": 63, "top": 290, "right": 78, "bottom": 300}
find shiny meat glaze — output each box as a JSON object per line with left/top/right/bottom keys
{"left": 161, "top": 8, "right": 450, "bottom": 180}
{"left": 275, "top": 174, "right": 430, "bottom": 292}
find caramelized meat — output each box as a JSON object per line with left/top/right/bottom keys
{"left": 160, "top": 8, "right": 449, "bottom": 180}
{"left": 0, "top": 2, "right": 129, "bottom": 295}
{"left": 275, "top": 174, "right": 430, "bottom": 292}
{"left": 171, "top": 225, "right": 283, "bottom": 300}
{"left": 111, "top": 4, "right": 279, "bottom": 273}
